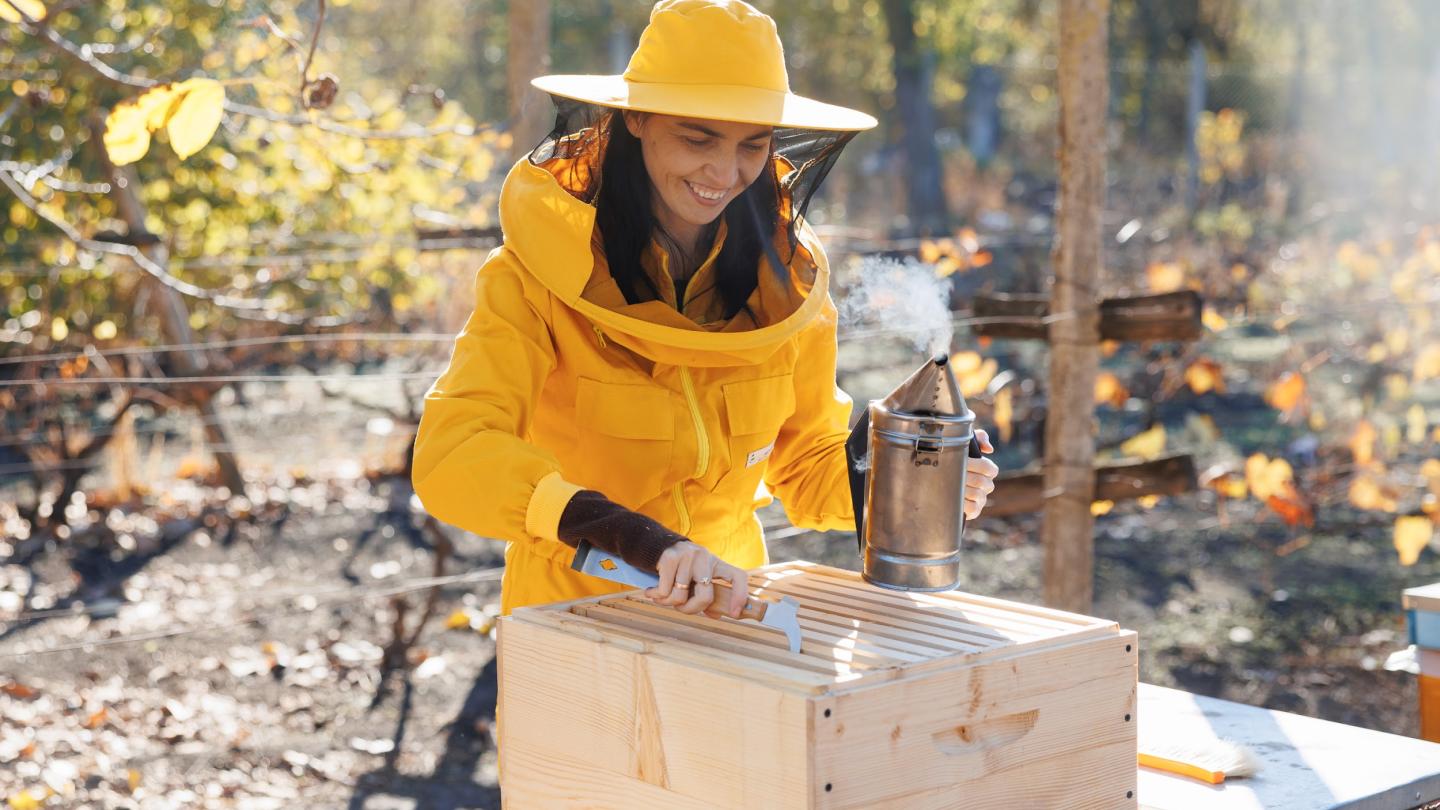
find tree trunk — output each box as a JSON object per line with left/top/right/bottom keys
{"left": 1184, "top": 37, "right": 1206, "bottom": 212}
{"left": 881, "top": 0, "right": 950, "bottom": 236}
{"left": 87, "top": 114, "right": 246, "bottom": 494}
{"left": 1045, "top": 0, "right": 1108, "bottom": 614}
{"left": 507, "top": 0, "right": 552, "bottom": 162}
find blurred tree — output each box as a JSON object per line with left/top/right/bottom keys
{"left": 881, "top": 0, "right": 949, "bottom": 235}
{"left": 1, "top": 0, "right": 503, "bottom": 506}
{"left": 507, "top": 0, "right": 551, "bottom": 161}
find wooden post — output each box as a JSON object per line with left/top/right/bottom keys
{"left": 507, "top": 0, "right": 552, "bottom": 162}
{"left": 1046, "top": 0, "right": 1108, "bottom": 613}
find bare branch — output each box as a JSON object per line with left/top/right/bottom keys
{"left": 298, "top": 0, "right": 326, "bottom": 104}
{"left": 0, "top": 168, "right": 353, "bottom": 326}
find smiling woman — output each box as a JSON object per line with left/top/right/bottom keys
{"left": 409, "top": 0, "right": 1000, "bottom": 620}
{"left": 598, "top": 111, "right": 779, "bottom": 323}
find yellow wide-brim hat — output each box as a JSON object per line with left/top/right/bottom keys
{"left": 532, "top": 0, "right": 878, "bottom": 132}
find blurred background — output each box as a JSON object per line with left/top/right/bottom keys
{"left": 3, "top": 0, "right": 1440, "bottom": 806}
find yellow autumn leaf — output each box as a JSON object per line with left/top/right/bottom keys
{"left": 102, "top": 103, "right": 152, "bottom": 166}
{"left": 1393, "top": 515, "right": 1434, "bottom": 566}
{"left": 994, "top": 387, "right": 1014, "bottom": 443}
{"left": 958, "top": 358, "right": 997, "bottom": 399}
{"left": 1215, "top": 474, "right": 1247, "bottom": 499}
{"left": 1090, "top": 500, "right": 1114, "bottom": 516}
{"left": 1349, "top": 474, "right": 1399, "bottom": 512}
{"left": 1350, "top": 419, "right": 1377, "bottom": 467}
{"left": 1265, "top": 371, "right": 1306, "bottom": 415}
{"left": 1184, "top": 358, "right": 1225, "bottom": 395}
{"left": 1416, "top": 344, "right": 1440, "bottom": 382}
{"left": 1094, "top": 372, "right": 1128, "bottom": 408}
{"left": 934, "top": 256, "right": 961, "bottom": 278}
{"left": 1138, "top": 494, "right": 1160, "bottom": 509}
{"left": 445, "top": 610, "right": 470, "bottom": 630}
{"left": 0, "top": 0, "right": 45, "bottom": 22}
{"left": 1146, "top": 261, "right": 1184, "bottom": 293}
{"left": 6, "top": 788, "right": 49, "bottom": 810}
{"left": 166, "top": 78, "right": 226, "bottom": 160}
{"left": 1409, "top": 405, "right": 1430, "bottom": 444}
{"left": 1245, "top": 454, "right": 1293, "bottom": 502}
{"left": 1202, "top": 306, "right": 1229, "bottom": 332}
{"left": 949, "top": 351, "right": 982, "bottom": 374}
{"left": 137, "top": 86, "right": 181, "bottom": 131}
{"left": 919, "top": 239, "right": 942, "bottom": 264}
{"left": 1120, "top": 424, "right": 1165, "bottom": 460}
{"left": 1421, "top": 459, "right": 1440, "bottom": 497}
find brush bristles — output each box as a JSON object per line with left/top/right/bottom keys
{"left": 1140, "top": 739, "right": 1260, "bottom": 779}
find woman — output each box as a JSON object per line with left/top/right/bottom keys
{"left": 412, "top": 0, "right": 999, "bottom": 619}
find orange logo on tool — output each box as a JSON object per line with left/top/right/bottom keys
{"left": 600, "top": 558, "right": 618, "bottom": 571}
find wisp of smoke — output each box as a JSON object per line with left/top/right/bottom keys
{"left": 837, "top": 256, "right": 954, "bottom": 357}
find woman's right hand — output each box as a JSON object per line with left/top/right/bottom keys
{"left": 644, "top": 541, "right": 749, "bottom": 619}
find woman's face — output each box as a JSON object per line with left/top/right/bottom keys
{"left": 624, "top": 112, "right": 773, "bottom": 238}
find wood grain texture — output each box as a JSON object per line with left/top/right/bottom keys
{"left": 814, "top": 631, "right": 1137, "bottom": 808}
{"left": 970, "top": 291, "right": 1203, "bottom": 342}
{"left": 987, "top": 454, "right": 1198, "bottom": 518}
{"left": 502, "top": 561, "right": 1138, "bottom": 807}
{"left": 1045, "top": 0, "right": 1110, "bottom": 614}
{"left": 499, "top": 613, "right": 812, "bottom": 807}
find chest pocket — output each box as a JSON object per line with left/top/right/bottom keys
{"left": 718, "top": 374, "right": 795, "bottom": 493}
{"left": 575, "top": 377, "right": 674, "bottom": 499}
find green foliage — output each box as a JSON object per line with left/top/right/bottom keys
{"left": 3, "top": 0, "right": 503, "bottom": 355}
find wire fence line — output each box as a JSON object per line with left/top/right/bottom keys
{"left": 0, "top": 332, "right": 457, "bottom": 367}
{"left": 0, "top": 371, "right": 444, "bottom": 388}
{"left": 0, "top": 402, "right": 408, "bottom": 450}
{"left": 0, "top": 565, "right": 508, "bottom": 661}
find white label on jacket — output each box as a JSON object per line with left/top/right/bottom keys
{"left": 746, "top": 442, "right": 775, "bottom": 468}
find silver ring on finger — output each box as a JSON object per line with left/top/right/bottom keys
{"left": 695, "top": 577, "right": 712, "bottom": 586}
{"left": 674, "top": 582, "right": 689, "bottom": 591}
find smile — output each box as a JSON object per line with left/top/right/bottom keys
{"left": 686, "top": 180, "right": 727, "bottom": 205}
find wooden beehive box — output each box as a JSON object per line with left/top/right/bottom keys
{"left": 498, "top": 561, "right": 1138, "bottom": 809}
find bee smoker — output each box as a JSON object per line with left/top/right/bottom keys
{"left": 845, "top": 355, "right": 982, "bottom": 592}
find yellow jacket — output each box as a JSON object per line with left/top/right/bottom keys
{"left": 412, "top": 149, "right": 854, "bottom": 613}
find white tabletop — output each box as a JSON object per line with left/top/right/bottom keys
{"left": 1139, "top": 683, "right": 1440, "bottom": 810}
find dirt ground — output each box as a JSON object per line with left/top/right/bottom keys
{"left": 3, "top": 334, "right": 1439, "bottom": 807}
{"left": 2, "top": 470, "right": 1436, "bottom": 808}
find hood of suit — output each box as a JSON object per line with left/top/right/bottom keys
{"left": 496, "top": 135, "right": 831, "bottom": 368}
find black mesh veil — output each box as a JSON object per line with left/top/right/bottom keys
{"left": 528, "top": 96, "right": 856, "bottom": 258}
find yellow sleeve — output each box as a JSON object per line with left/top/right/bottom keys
{"left": 763, "top": 293, "right": 856, "bottom": 532}
{"left": 411, "top": 249, "right": 583, "bottom": 547}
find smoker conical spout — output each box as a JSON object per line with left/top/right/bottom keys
{"left": 881, "top": 353, "right": 968, "bottom": 417}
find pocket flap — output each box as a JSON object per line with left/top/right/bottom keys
{"left": 723, "top": 374, "right": 795, "bottom": 435}
{"left": 577, "top": 377, "right": 675, "bottom": 440}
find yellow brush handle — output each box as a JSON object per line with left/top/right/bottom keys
{"left": 1139, "top": 753, "right": 1226, "bottom": 784}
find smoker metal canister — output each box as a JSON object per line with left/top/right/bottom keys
{"left": 860, "top": 357, "right": 977, "bottom": 592}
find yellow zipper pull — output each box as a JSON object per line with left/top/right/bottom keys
{"left": 592, "top": 324, "right": 607, "bottom": 349}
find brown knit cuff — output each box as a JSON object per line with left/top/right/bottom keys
{"left": 556, "top": 490, "right": 686, "bottom": 573}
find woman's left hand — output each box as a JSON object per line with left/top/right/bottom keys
{"left": 965, "top": 429, "right": 999, "bottom": 521}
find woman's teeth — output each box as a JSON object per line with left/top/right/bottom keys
{"left": 686, "top": 181, "right": 725, "bottom": 202}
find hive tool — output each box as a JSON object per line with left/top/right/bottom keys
{"left": 571, "top": 540, "right": 804, "bottom": 654}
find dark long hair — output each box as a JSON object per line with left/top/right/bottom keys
{"left": 594, "top": 113, "right": 784, "bottom": 320}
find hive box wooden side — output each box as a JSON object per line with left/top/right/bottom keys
{"left": 810, "top": 629, "right": 1138, "bottom": 809}
{"left": 498, "top": 609, "right": 814, "bottom": 808}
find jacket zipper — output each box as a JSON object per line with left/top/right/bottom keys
{"left": 673, "top": 366, "right": 709, "bottom": 536}
{"left": 678, "top": 367, "right": 709, "bottom": 477}
{"left": 592, "top": 324, "right": 607, "bottom": 348}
